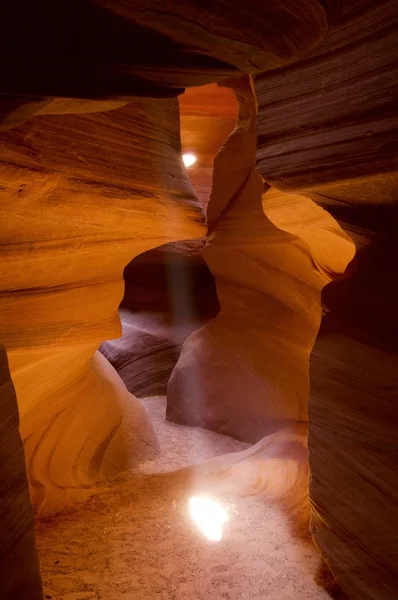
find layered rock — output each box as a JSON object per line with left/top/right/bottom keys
{"left": 0, "top": 7, "right": 332, "bottom": 597}
{"left": 0, "top": 98, "right": 205, "bottom": 517}
{"left": 100, "top": 84, "right": 237, "bottom": 398}
{"left": 0, "top": 343, "right": 42, "bottom": 599}
{"left": 167, "top": 76, "right": 353, "bottom": 443}
{"left": 255, "top": 1, "right": 398, "bottom": 597}
{"left": 179, "top": 84, "right": 238, "bottom": 210}
{"left": 100, "top": 239, "right": 219, "bottom": 398}
{"left": 1, "top": 1, "right": 396, "bottom": 599}
{"left": 1, "top": 0, "right": 328, "bottom": 108}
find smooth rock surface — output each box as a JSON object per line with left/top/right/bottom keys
{"left": 167, "top": 76, "right": 353, "bottom": 443}
{"left": 100, "top": 84, "right": 236, "bottom": 399}
{"left": 1, "top": 0, "right": 328, "bottom": 105}
{"left": 0, "top": 344, "right": 42, "bottom": 599}
{"left": 0, "top": 98, "right": 204, "bottom": 516}
{"left": 1, "top": 2, "right": 397, "bottom": 599}
{"left": 180, "top": 83, "right": 238, "bottom": 210}
{"left": 100, "top": 237, "right": 219, "bottom": 397}
{"left": 255, "top": 1, "right": 398, "bottom": 597}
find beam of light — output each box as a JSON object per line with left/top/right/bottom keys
{"left": 182, "top": 153, "right": 197, "bottom": 167}
{"left": 188, "top": 496, "right": 228, "bottom": 541}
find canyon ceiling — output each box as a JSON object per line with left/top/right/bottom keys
{"left": 1, "top": 1, "right": 397, "bottom": 600}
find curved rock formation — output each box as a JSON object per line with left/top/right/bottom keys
{"left": 1, "top": 0, "right": 328, "bottom": 108}
{"left": 1, "top": 1, "right": 397, "bottom": 599}
{"left": 255, "top": 1, "right": 398, "bottom": 597}
{"left": 167, "top": 76, "right": 354, "bottom": 443}
{"left": 179, "top": 83, "right": 238, "bottom": 211}
{"left": 181, "top": 422, "right": 309, "bottom": 512}
{"left": 100, "top": 239, "right": 219, "bottom": 398}
{"left": 0, "top": 343, "right": 42, "bottom": 600}
{"left": 100, "top": 84, "right": 236, "bottom": 399}
{"left": 0, "top": 97, "right": 204, "bottom": 516}
{"left": 0, "top": 10, "right": 332, "bottom": 596}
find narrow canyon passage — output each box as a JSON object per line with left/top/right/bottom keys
{"left": 37, "top": 81, "right": 339, "bottom": 600}
{"left": 36, "top": 395, "right": 337, "bottom": 600}
{"left": 1, "top": 3, "right": 397, "bottom": 599}
{"left": 41, "top": 80, "right": 348, "bottom": 600}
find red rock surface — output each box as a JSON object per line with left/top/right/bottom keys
{"left": 0, "top": 344, "right": 42, "bottom": 600}
{"left": 1, "top": 1, "right": 397, "bottom": 599}
{"left": 100, "top": 237, "right": 219, "bottom": 397}
{"left": 255, "top": 2, "right": 398, "bottom": 597}
{"left": 1, "top": 5, "right": 328, "bottom": 592}
{"left": 1, "top": 0, "right": 327, "bottom": 103}
{"left": 0, "top": 98, "right": 205, "bottom": 519}
{"left": 180, "top": 84, "right": 238, "bottom": 210}
{"left": 167, "top": 77, "right": 353, "bottom": 444}
{"left": 100, "top": 85, "right": 236, "bottom": 399}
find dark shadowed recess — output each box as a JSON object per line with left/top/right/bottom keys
{"left": 100, "top": 240, "right": 220, "bottom": 397}
{"left": 0, "top": 345, "right": 42, "bottom": 599}
{"left": 0, "top": 0, "right": 235, "bottom": 100}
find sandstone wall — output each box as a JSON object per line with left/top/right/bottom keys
{"left": 167, "top": 77, "right": 353, "bottom": 443}
{"left": 255, "top": 1, "right": 398, "bottom": 597}
{"left": 0, "top": 344, "right": 42, "bottom": 599}
{"left": 0, "top": 98, "right": 204, "bottom": 518}
{"left": 2, "top": 2, "right": 396, "bottom": 598}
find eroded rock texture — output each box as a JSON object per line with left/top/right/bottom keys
{"left": 0, "top": 344, "right": 42, "bottom": 599}
{"left": 0, "top": 5, "right": 331, "bottom": 597}
{"left": 1, "top": 0, "right": 327, "bottom": 107}
{"left": 255, "top": 1, "right": 398, "bottom": 597}
{"left": 100, "top": 84, "right": 237, "bottom": 399}
{"left": 100, "top": 239, "right": 219, "bottom": 398}
{"left": 167, "top": 77, "right": 353, "bottom": 443}
{"left": 0, "top": 98, "right": 204, "bottom": 517}
{"left": 1, "top": 1, "right": 397, "bottom": 598}
{"left": 180, "top": 84, "right": 238, "bottom": 210}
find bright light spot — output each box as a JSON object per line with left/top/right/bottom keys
{"left": 188, "top": 496, "right": 228, "bottom": 541}
{"left": 182, "top": 153, "right": 197, "bottom": 168}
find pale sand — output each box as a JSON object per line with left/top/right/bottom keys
{"left": 36, "top": 397, "right": 342, "bottom": 600}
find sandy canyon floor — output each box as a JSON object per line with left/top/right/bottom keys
{"left": 36, "top": 396, "right": 343, "bottom": 600}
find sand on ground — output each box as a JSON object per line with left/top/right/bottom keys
{"left": 36, "top": 396, "right": 343, "bottom": 600}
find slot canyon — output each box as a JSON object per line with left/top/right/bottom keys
{"left": 0, "top": 1, "right": 397, "bottom": 599}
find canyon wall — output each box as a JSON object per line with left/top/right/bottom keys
{"left": 0, "top": 98, "right": 205, "bottom": 519}
{"left": 255, "top": 1, "right": 398, "bottom": 597}
{"left": 100, "top": 239, "right": 219, "bottom": 398}
{"left": 2, "top": 1, "right": 397, "bottom": 599}
{"left": 0, "top": 4, "right": 330, "bottom": 597}
{"left": 0, "top": 343, "right": 42, "bottom": 599}
{"left": 99, "top": 84, "right": 236, "bottom": 398}
{"left": 167, "top": 78, "right": 353, "bottom": 444}
{"left": 1, "top": 0, "right": 327, "bottom": 105}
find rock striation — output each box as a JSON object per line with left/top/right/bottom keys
{"left": 167, "top": 76, "right": 353, "bottom": 443}
{"left": 100, "top": 239, "right": 219, "bottom": 398}
{"left": 0, "top": 98, "right": 205, "bottom": 517}
{"left": 100, "top": 84, "right": 236, "bottom": 399}
{"left": 0, "top": 6, "right": 330, "bottom": 596}
{"left": 1, "top": 1, "right": 397, "bottom": 599}
{"left": 0, "top": 343, "right": 42, "bottom": 600}
{"left": 1, "top": 0, "right": 327, "bottom": 106}
{"left": 255, "top": 1, "right": 398, "bottom": 597}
